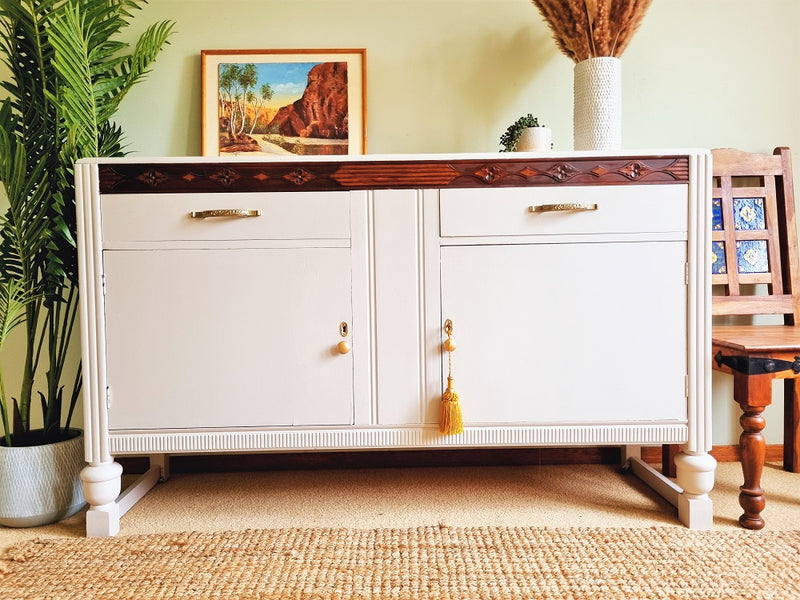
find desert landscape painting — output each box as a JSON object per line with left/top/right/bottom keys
{"left": 219, "top": 60, "right": 348, "bottom": 155}
{"left": 201, "top": 49, "right": 366, "bottom": 156}
{"left": 202, "top": 50, "right": 365, "bottom": 156}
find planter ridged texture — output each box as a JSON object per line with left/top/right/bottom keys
{"left": 573, "top": 57, "right": 622, "bottom": 151}
{"left": 516, "top": 127, "right": 552, "bottom": 152}
{"left": 0, "top": 430, "right": 86, "bottom": 527}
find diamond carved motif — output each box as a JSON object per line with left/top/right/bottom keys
{"left": 473, "top": 165, "right": 507, "bottom": 183}
{"left": 137, "top": 169, "right": 168, "bottom": 187}
{"left": 618, "top": 161, "right": 651, "bottom": 180}
{"left": 209, "top": 168, "right": 241, "bottom": 186}
{"left": 102, "top": 169, "right": 126, "bottom": 190}
{"left": 283, "top": 168, "right": 316, "bottom": 185}
{"left": 253, "top": 172, "right": 270, "bottom": 182}
{"left": 546, "top": 163, "right": 578, "bottom": 182}
{"left": 519, "top": 167, "right": 538, "bottom": 179}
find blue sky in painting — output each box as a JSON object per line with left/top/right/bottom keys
{"left": 221, "top": 62, "right": 321, "bottom": 97}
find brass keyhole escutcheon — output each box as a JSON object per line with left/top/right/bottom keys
{"left": 443, "top": 319, "right": 456, "bottom": 352}
{"left": 443, "top": 319, "right": 453, "bottom": 336}
{"left": 337, "top": 322, "right": 351, "bottom": 354}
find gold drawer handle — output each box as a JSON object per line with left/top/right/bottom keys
{"left": 529, "top": 203, "right": 598, "bottom": 213}
{"left": 189, "top": 209, "right": 261, "bottom": 218}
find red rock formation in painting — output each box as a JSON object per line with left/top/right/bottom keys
{"left": 268, "top": 62, "right": 348, "bottom": 139}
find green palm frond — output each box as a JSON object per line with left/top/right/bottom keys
{"left": 0, "top": 278, "right": 37, "bottom": 350}
{"left": 0, "top": 277, "right": 39, "bottom": 447}
{"left": 0, "top": 99, "right": 50, "bottom": 293}
{"left": 0, "top": 0, "right": 173, "bottom": 443}
{"left": 48, "top": 1, "right": 175, "bottom": 164}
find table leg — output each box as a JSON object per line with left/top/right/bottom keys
{"left": 734, "top": 374, "right": 771, "bottom": 530}
{"left": 785, "top": 378, "right": 800, "bottom": 473}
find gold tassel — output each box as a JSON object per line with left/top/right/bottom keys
{"left": 440, "top": 375, "right": 463, "bottom": 435}
{"left": 439, "top": 320, "right": 464, "bottom": 435}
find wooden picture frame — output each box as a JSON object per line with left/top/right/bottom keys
{"left": 201, "top": 49, "right": 366, "bottom": 156}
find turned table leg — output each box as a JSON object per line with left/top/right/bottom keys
{"left": 785, "top": 378, "right": 800, "bottom": 473}
{"left": 734, "top": 374, "right": 771, "bottom": 530}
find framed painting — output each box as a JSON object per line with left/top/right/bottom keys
{"left": 201, "top": 48, "right": 366, "bottom": 156}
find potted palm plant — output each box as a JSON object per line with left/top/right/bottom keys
{"left": 0, "top": 0, "right": 173, "bottom": 527}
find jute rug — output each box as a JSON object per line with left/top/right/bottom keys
{"left": 1, "top": 525, "right": 799, "bottom": 600}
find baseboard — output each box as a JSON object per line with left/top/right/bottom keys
{"left": 116, "top": 444, "right": 784, "bottom": 474}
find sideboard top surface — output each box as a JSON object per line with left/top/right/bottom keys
{"left": 82, "top": 151, "right": 704, "bottom": 195}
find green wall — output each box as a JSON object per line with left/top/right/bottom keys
{"left": 116, "top": 0, "right": 800, "bottom": 160}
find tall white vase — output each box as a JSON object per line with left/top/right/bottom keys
{"left": 573, "top": 57, "right": 622, "bottom": 151}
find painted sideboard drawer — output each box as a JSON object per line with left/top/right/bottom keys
{"left": 100, "top": 191, "right": 351, "bottom": 246}
{"left": 439, "top": 184, "right": 688, "bottom": 238}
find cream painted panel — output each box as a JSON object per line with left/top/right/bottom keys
{"left": 440, "top": 241, "right": 688, "bottom": 424}
{"left": 101, "top": 192, "right": 350, "bottom": 245}
{"left": 372, "top": 189, "right": 425, "bottom": 425}
{"left": 440, "top": 184, "right": 687, "bottom": 238}
{"left": 103, "top": 247, "right": 354, "bottom": 430}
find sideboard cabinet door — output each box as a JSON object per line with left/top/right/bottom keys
{"left": 440, "top": 242, "right": 687, "bottom": 424}
{"left": 101, "top": 212, "right": 356, "bottom": 431}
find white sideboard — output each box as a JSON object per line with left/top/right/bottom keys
{"left": 75, "top": 151, "right": 714, "bottom": 536}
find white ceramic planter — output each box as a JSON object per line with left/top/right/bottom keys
{"left": 0, "top": 430, "right": 86, "bottom": 527}
{"left": 516, "top": 127, "right": 552, "bottom": 151}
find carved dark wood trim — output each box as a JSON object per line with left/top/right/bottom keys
{"left": 97, "top": 155, "right": 690, "bottom": 194}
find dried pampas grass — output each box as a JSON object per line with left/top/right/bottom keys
{"left": 531, "top": 0, "right": 652, "bottom": 63}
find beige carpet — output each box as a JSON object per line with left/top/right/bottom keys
{"left": 2, "top": 525, "right": 800, "bottom": 599}
{"left": 0, "top": 460, "right": 799, "bottom": 599}
{"left": 2, "top": 461, "right": 799, "bottom": 550}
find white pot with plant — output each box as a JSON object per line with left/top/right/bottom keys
{"left": 500, "top": 114, "right": 552, "bottom": 152}
{"left": 0, "top": 0, "right": 173, "bottom": 527}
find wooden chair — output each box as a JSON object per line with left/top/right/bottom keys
{"left": 709, "top": 146, "right": 800, "bottom": 529}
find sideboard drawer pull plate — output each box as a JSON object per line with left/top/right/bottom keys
{"left": 189, "top": 209, "right": 261, "bottom": 218}
{"left": 529, "top": 203, "right": 598, "bottom": 213}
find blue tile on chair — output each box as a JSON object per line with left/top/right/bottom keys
{"left": 733, "top": 197, "right": 766, "bottom": 230}
{"left": 711, "top": 241, "right": 727, "bottom": 275}
{"left": 712, "top": 198, "right": 723, "bottom": 231}
{"left": 736, "top": 239, "right": 769, "bottom": 273}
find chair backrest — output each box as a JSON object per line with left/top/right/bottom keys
{"left": 711, "top": 147, "right": 800, "bottom": 323}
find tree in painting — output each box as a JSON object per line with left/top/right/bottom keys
{"left": 248, "top": 84, "right": 274, "bottom": 136}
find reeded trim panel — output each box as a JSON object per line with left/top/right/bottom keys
{"left": 97, "top": 155, "right": 690, "bottom": 195}
{"left": 109, "top": 424, "right": 689, "bottom": 455}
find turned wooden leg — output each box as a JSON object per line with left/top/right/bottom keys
{"left": 674, "top": 451, "right": 717, "bottom": 530}
{"left": 81, "top": 461, "right": 123, "bottom": 537}
{"left": 734, "top": 374, "right": 771, "bottom": 530}
{"left": 738, "top": 409, "right": 767, "bottom": 529}
{"left": 785, "top": 378, "right": 800, "bottom": 473}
